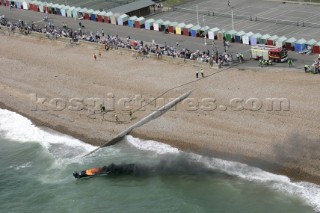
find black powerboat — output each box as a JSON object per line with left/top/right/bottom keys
{"left": 73, "top": 163, "right": 137, "bottom": 179}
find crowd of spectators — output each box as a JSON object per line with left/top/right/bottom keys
{"left": 0, "top": 15, "right": 234, "bottom": 66}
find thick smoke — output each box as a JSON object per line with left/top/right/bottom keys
{"left": 105, "top": 154, "right": 227, "bottom": 177}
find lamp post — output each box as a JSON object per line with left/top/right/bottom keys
{"left": 231, "top": 9, "right": 234, "bottom": 30}
{"left": 203, "top": 15, "right": 207, "bottom": 46}
{"left": 196, "top": 5, "right": 199, "bottom": 26}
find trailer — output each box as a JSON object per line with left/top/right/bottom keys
{"left": 251, "top": 45, "right": 288, "bottom": 62}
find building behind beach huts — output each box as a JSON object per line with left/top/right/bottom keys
{"left": 110, "top": 0, "right": 155, "bottom": 17}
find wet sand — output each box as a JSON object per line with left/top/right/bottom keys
{"left": 0, "top": 32, "right": 320, "bottom": 184}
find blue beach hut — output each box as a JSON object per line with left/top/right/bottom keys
{"left": 235, "top": 31, "right": 245, "bottom": 43}
{"left": 191, "top": 25, "right": 201, "bottom": 37}
{"left": 128, "top": 16, "right": 138, "bottom": 27}
{"left": 145, "top": 18, "right": 154, "bottom": 30}
{"left": 294, "top": 38, "right": 307, "bottom": 52}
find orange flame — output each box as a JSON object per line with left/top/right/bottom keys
{"left": 85, "top": 167, "right": 103, "bottom": 176}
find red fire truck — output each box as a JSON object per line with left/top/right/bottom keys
{"left": 251, "top": 45, "right": 288, "bottom": 62}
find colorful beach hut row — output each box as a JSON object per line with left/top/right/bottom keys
{"left": 214, "top": 29, "right": 320, "bottom": 54}
{"left": 2, "top": 1, "right": 320, "bottom": 54}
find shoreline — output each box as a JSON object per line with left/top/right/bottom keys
{"left": 1, "top": 33, "right": 320, "bottom": 185}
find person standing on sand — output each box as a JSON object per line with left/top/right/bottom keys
{"left": 288, "top": 59, "right": 293, "bottom": 67}
{"left": 93, "top": 53, "right": 97, "bottom": 61}
{"left": 201, "top": 68, "right": 204, "bottom": 77}
{"left": 196, "top": 70, "right": 199, "bottom": 78}
{"left": 99, "top": 50, "right": 101, "bottom": 57}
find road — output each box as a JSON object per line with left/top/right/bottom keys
{"left": 0, "top": 6, "right": 317, "bottom": 69}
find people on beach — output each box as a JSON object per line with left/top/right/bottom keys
{"left": 288, "top": 59, "right": 293, "bottom": 67}
{"left": 201, "top": 68, "right": 204, "bottom": 77}
{"left": 93, "top": 53, "right": 97, "bottom": 61}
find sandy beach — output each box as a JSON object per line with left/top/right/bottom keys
{"left": 1, "top": 32, "right": 320, "bottom": 184}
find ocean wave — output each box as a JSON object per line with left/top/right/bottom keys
{"left": 126, "top": 135, "right": 320, "bottom": 212}
{"left": 0, "top": 109, "right": 96, "bottom": 157}
{"left": 9, "top": 162, "right": 32, "bottom": 170}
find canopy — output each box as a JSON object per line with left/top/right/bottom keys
{"left": 296, "top": 38, "right": 307, "bottom": 44}
{"left": 275, "top": 36, "right": 287, "bottom": 47}
{"left": 236, "top": 31, "right": 245, "bottom": 36}
{"left": 306, "top": 39, "right": 317, "bottom": 46}
{"left": 184, "top": 24, "right": 193, "bottom": 29}
{"left": 261, "top": 34, "right": 271, "bottom": 39}
{"left": 286, "top": 37, "right": 296, "bottom": 43}
{"left": 268, "top": 35, "right": 279, "bottom": 41}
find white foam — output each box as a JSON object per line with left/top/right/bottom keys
{"left": 126, "top": 135, "right": 180, "bottom": 155}
{"left": 0, "top": 109, "right": 96, "bottom": 156}
{"left": 9, "top": 162, "right": 32, "bottom": 170}
{"left": 126, "top": 135, "right": 320, "bottom": 212}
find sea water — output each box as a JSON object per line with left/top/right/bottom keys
{"left": 0, "top": 109, "right": 319, "bottom": 213}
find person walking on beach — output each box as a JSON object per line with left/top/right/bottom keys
{"left": 200, "top": 68, "right": 204, "bottom": 77}
{"left": 196, "top": 69, "right": 199, "bottom": 78}
{"left": 288, "top": 59, "right": 293, "bottom": 67}
{"left": 99, "top": 50, "right": 101, "bottom": 57}
{"left": 93, "top": 53, "right": 97, "bottom": 61}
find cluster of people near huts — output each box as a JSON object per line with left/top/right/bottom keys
{"left": 0, "top": 15, "right": 235, "bottom": 66}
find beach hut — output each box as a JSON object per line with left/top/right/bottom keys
{"left": 22, "top": 0, "right": 29, "bottom": 10}
{"left": 190, "top": 25, "right": 201, "bottom": 37}
{"left": 110, "top": 13, "right": 120, "bottom": 25}
{"left": 104, "top": 12, "right": 113, "bottom": 23}
{"left": 175, "top": 23, "right": 185, "bottom": 35}
{"left": 199, "top": 26, "right": 210, "bottom": 37}
{"left": 217, "top": 30, "right": 225, "bottom": 41}
{"left": 313, "top": 41, "right": 320, "bottom": 54}
{"left": 128, "top": 16, "right": 137, "bottom": 27}
{"left": 306, "top": 39, "right": 317, "bottom": 48}
{"left": 235, "top": 31, "right": 245, "bottom": 43}
{"left": 61, "top": 6, "right": 70, "bottom": 17}
{"left": 250, "top": 33, "right": 261, "bottom": 45}
{"left": 242, "top": 32, "right": 253, "bottom": 45}
{"left": 160, "top": 20, "right": 170, "bottom": 32}
{"left": 225, "top": 30, "right": 237, "bottom": 42}
{"left": 117, "top": 14, "right": 129, "bottom": 25}
{"left": 14, "top": 0, "right": 22, "bottom": 9}
{"left": 153, "top": 19, "right": 163, "bottom": 31}
{"left": 267, "top": 35, "right": 279, "bottom": 46}
{"left": 44, "top": 2, "right": 52, "bottom": 13}
{"left": 135, "top": 17, "right": 145, "bottom": 28}
{"left": 29, "top": 0, "right": 37, "bottom": 11}
{"left": 294, "top": 38, "right": 307, "bottom": 52}
{"left": 66, "top": 6, "right": 75, "bottom": 17}
{"left": 285, "top": 37, "right": 296, "bottom": 51}
{"left": 84, "top": 9, "right": 93, "bottom": 20}
{"left": 183, "top": 24, "right": 193, "bottom": 36}
{"left": 275, "top": 36, "right": 287, "bottom": 48}
{"left": 38, "top": 1, "right": 44, "bottom": 12}
{"left": 97, "top": 11, "right": 106, "bottom": 22}
{"left": 57, "top": 4, "right": 66, "bottom": 15}
{"left": 168, "top": 22, "right": 178, "bottom": 34}
{"left": 91, "top": 10, "right": 100, "bottom": 21}
{"left": 51, "top": 4, "right": 59, "bottom": 14}
{"left": 145, "top": 18, "right": 154, "bottom": 30}
{"left": 72, "top": 7, "right": 81, "bottom": 18}
{"left": 259, "top": 34, "right": 271, "bottom": 45}
{"left": 208, "top": 27, "right": 219, "bottom": 40}
{"left": 78, "top": 8, "right": 88, "bottom": 19}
